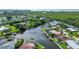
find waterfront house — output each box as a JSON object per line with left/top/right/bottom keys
{"left": 66, "top": 40, "right": 79, "bottom": 49}
{"left": 50, "top": 30, "right": 69, "bottom": 41}
{"left": 19, "top": 42, "right": 36, "bottom": 49}
{"left": 67, "top": 27, "right": 78, "bottom": 38}
{"left": 67, "top": 28, "right": 77, "bottom": 32}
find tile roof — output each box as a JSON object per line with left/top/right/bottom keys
{"left": 19, "top": 42, "right": 36, "bottom": 49}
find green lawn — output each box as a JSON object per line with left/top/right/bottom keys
{"left": 10, "top": 26, "right": 19, "bottom": 33}
{"left": 51, "top": 38, "right": 59, "bottom": 42}
{"left": 41, "top": 27, "right": 46, "bottom": 32}
{"left": 36, "top": 42, "right": 45, "bottom": 49}
{"left": 59, "top": 42, "right": 67, "bottom": 49}
{"left": 0, "top": 31, "right": 3, "bottom": 37}
{"left": 51, "top": 38, "right": 67, "bottom": 49}
{"left": 6, "top": 25, "right": 20, "bottom": 33}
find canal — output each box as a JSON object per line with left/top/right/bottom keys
{"left": 0, "top": 21, "right": 60, "bottom": 49}
{"left": 23, "top": 21, "right": 60, "bottom": 49}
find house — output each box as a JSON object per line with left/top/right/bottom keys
{"left": 40, "top": 17, "right": 47, "bottom": 20}
{"left": 50, "top": 30, "right": 69, "bottom": 41}
{"left": 11, "top": 18, "right": 17, "bottom": 21}
{"left": 67, "top": 28, "right": 77, "bottom": 32}
{"left": 67, "top": 27, "right": 78, "bottom": 37}
{"left": 68, "top": 25, "right": 78, "bottom": 30}
{"left": 42, "top": 12, "right": 47, "bottom": 13}
{"left": 15, "top": 34, "right": 23, "bottom": 40}
{"left": 66, "top": 40, "right": 79, "bottom": 49}
{"left": 0, "top": 18, "right": 2, "bottom": 20}
{"left": 0, "top": 26, "right": 9, "bottom": 32}
{"left": 33, "top": 15, "right": 38, "bottom": 18}
{"left": 50, "top": 21, "right": 60, "bottom": 26}
{"left": 0, "top": 12, "right": 4, "bottom": 14}
{"left": 19, "top": 42, "right": 36, "bottom": 49}
{"left": 1, "top": 17, "right": 7, "bottom": 22}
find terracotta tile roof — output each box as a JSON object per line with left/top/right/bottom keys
{"left": 19, "top": 42, "right": 36, "bottom": 49}
{"left": 52, "top": 31, "right": 69, "bottom": 40}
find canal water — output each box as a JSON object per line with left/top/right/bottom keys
{"left": 0, "top": 21, "right": 60, "bottom": 49}
{"left": 23, "top": 26, "right": 60, "bottom": 49}
{"left": 23, "top": 21, "right": 60, "bottom": 49}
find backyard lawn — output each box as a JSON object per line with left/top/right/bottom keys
{"left": 51, "top": 38, "right": 59, "bottom": 43}
{"left": 10, "top": 26, "right": 20, "bottom": 33}
{"left": 59, "top": 42, "right": 67, "bottom": 49}
{"left": 35, "top": 42, "right": 45, "bottom": 49}
{"left": 0, "top": 32, "right": 3, "bottom": 37}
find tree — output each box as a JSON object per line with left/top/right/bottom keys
{"left": 15, "top": 39, "right": 24, "bottom": 49}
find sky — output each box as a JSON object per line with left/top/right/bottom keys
{"left": 0, "top": 0, "right": 79, "bottom": 9}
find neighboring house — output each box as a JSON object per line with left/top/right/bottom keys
{"left": 50, "top": 21, "right": 60, "bottom": 26}
{"left": 42, "top": 12, "right": 47, "bottom": 13}
{"left": 11, "top": 18, "right": 17, "bottom": 21}
{"left": 0, "top": 12, "right": 4, "bottom": 14}
{"left": 68, "top": 25, "right": 78, "bottom": 30}
{"left": 50, "top": 30, "right": 69, "bottom": 41}
{"left": 33, "top": 15, "right": 38, "bottom": 18}
{"left": 1, "top": 17, "right": 7, "bottom": 22}
{"left": 40, "top": 17, "right": 47, "bottom": 20}
{"left": 15, "top": 34, "right": 23, "bottom": 40}
{"left": 23, "top": 16, "right": 29, "bottom": 21}
{"left": 0, "top": 18, "right": 2, "bottom": 20}
{"left": 66, "top": 40, "right": 79, "bottom": 49}
{"left": 67, "top": 28, "right": 77, "bottom": 32}
{"left": 66, "top": 27, "right": 78, "bottom": 37}
{"left": 19, "top": 42, "right": 36, "bottom": 49}
{"left": 0, "top": 26, "right": 9, "bottom": 32}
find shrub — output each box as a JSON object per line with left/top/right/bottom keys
{"left": 14, "top": 39, "right": 24, "bottom": 49}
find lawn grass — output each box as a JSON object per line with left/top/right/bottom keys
{"left": 51, "top": 38, "right": 59, "bottom": 42}
{"left": 0, "top": 31, "right": 3, "bottom": 37}
{"left": 41, "top": 27, "right": 46, "bottom": 32}
{"left": 10, "top": 26, "right": 19, "bottom": 33}
{"left": 36, "top": 42, "right": 45, "bottom": 49}
{"left": 59, "top": 42, "right": 67, "bottom": 49}
{"left": 51, "top": 38, "right": 67, "bottom": 49}
{"left": 6, "top": 25, "right": 20, "bottom": 33}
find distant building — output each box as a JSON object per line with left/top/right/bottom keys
{"left": 50, "top": 21, "right": 60, "bottom": 26}
{"left": 0, "top": 18, "right": 2, "bottom": 20}
{"left": 9, "top": 18, "right": 15, "bottom": 21}
{"left": 15, "top": 34, "right": 23, "bottom": 40}
{"left": 33, "top": 15, "right": 38, "bottom": 18}
{"left": 0, "top": 12, "right": 4, "bottom": 14}
{"left": 42, "top": 12, "right": 47, "bottom": 13}
{"left": 40, "top": 17, "right": 47, "bottom": 20}
{"left": 1, "top": 17, "right": 7, "bottom": 22}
